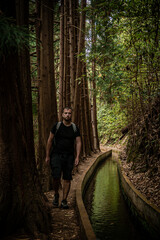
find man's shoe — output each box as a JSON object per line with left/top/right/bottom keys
{"left": 53, "top": 193, "right": 59, "bottom": 207}
{"left": 60, "top": 199, "right": 69, "bottom": 209}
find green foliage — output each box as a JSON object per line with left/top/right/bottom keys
{"left": 86, "top": 0, "right": 160, "bottom": 150}
{"left": 0, "top": 15, "right": 29, "bottom": 56}
{"left": 97, "top": 100, "right": 127, "bottom": 144}
{"left": 126, "top": 95, "right": 160, "bottom": 168}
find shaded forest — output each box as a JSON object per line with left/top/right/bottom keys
{"left": 0, "top": 0, "right": 160, "bottom": 238}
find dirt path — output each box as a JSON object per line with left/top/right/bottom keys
{"left": 45, "top": 151, "right": 101, "bottom": 240}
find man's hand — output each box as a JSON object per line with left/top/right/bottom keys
{"left": 45, "top": 156, "right": 50, "bottom": 164}
{"left": 75, "top": 136, "right": 81, "bottom": 166}
{"left": 75, "top": 156, "right": 79, "bottom": 166}
{"left": 45, "top": 132, "right": 54, "bottom": 165}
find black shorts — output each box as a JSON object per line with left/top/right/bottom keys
{"left": 50, "top": 153, "right": 74, "bottom": 180}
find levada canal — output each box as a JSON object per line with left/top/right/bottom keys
{"left": 83, "top": 156, "right": 156, "bottom": 240}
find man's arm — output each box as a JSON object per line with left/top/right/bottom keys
{"left": 75, "top": 136, "right": 81, "bottom": 166}
{"left": 45, "top": 132, "right": 54, "bottom": 164}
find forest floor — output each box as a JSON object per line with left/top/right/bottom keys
{"left": 3, "top": 144, "right": 160, "bottom": 240}
{"left": 119, "top": 146, "right": 160, "bottom": 209}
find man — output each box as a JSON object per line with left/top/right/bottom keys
{"left": 45, "top": 107, "right": 81, "bottom": 209}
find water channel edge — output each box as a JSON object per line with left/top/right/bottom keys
{"left": 76, "top": 149, "right": 160, "bottom": 240}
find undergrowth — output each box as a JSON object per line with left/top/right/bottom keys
{"left": 126, "top": 95, "right": 160, "bottom": 172}
{"left": 97, "top": 101, "right": 127, "bottom": 144}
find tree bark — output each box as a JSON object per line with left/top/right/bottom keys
{"left": 59, "top": 0, "right": 64, "bottom": 120}
{"left": 35, "top": 0, "right": 41, "bottom": 83}
{"left": 59, "top": 0, "right": 71, "bottom": 116}
{"left": 64, "top": 0, "right": 70, "bottom": 107}
{"left": 69, "top": 0, "right": 76, "bottom": 109}
{"left": 0, "top": 0, "right": 50, "bottom": 237}
{"left": 73, "top": 0, "right": 86, "bottom": 124}
{"left": 91, "top": 17, "right": 100, "bottom": 151}
{"left": 72, "top": 0, "right": 95, "bottom": 156}
{"left": 38, "top": 0, "right": 58, "bottom": 191}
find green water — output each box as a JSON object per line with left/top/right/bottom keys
{"left": 84, "top": 157, "right": 155, "bottom": 240}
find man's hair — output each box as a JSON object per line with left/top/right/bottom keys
{"left": 62, "top": 106, "right": 72, "bottom": 113}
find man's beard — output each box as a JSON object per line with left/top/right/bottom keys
{"left": 64, "top": 117, "right": 71, "bottom": 122}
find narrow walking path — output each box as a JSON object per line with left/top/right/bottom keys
{"left": 45, "top": 189, "right": 81, "bottom": 240}
{"left": 45, "top": 151, "right": 101, "bottom": 240}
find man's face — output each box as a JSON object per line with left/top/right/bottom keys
{"left": 62, "top": 108, "right": 72, "bottom": 122}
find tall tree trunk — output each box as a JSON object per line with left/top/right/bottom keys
{"left": 59, "top": 0, "right": 70, "bottom": 117}
{"left": 59, "top": 0, "right": 64, "bottom": 120}
{"left": 16, "top": 0, "right": 36, "bottom": 161}
{"left": 38, "top": 0, "right": 58, "bottom": 191}
{"left": 73, "top": 0, "right": 86, "bottom": 123}
{"left": 92, "top": 62, "right": 100, "bottom": 151}
{"left": 91, "top": 17, "right": 100, "bottom": 151}
{"left": 0, "top": 0, "right": 50, "bottom": 237}
{"left": 81, "top": 64, "right": 91, "bottom": 157}
{"left": 63, "top": 0, "right": 70, "bottom": 107}
{"left": 69, "top": 0, "right": 76, "bottom": 109}
{"left": 73, "top": 0, "right": 94, "bottom": 156}
{"left": 35, "top": 0, "right": 41, "bottom": 83}
{"left": 84, "top": 63, "right": 95, "bottom": 153}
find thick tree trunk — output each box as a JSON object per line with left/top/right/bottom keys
{"left": 16, "top": 0, "right": 36, "bottom": 161}
{"left": 73, "top": 0, "right": 86, "bottom": 124}
{"left": 38, "top": 0, "right": 58, "bottom": 191}
{"left": 0, "top": 0, "right": 50, "bottom": 237}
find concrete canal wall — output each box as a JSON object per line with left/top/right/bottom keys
{"left": 76, "top": 149, "right": 160, "bottom": 240}
{"left": 112, "top": 150, "right": 160, "bottom": 240}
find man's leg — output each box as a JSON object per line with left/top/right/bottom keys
{"left": 60, "top": 180, "right": 71, "bottom": 209}
{"left": 62, "top": 179, "right": 71, "bottom": 200}
{"left": 53, "top": 178, "right": 61, "bottom": 207}
{"left": 60, "top": 154, "right": 74, "bottom": 209}
{"left": 53, "top": 178, "right": 61, "bottom": 194}
{"left": 50, "top": 153, "right": 62, "bottom": 207}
